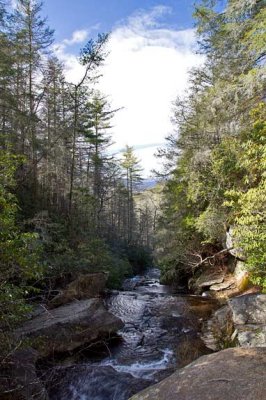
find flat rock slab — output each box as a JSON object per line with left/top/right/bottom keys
{"left": 210, "top": 276, "right": 236, "bottom": 291}
{"left": 196, "top": 269, "right": 225, "bottom": 288}
{"left": 130, "top": 348, "right": 266, "bottom": 400}
{"left": 16, "top": 299, "right": 124, "bottom": 356}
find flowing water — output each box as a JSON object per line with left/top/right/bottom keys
{"left": 48, "top": 268, "right": 215, "bottom": 400}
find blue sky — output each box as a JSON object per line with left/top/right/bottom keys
{"left": 43, "top": 0, "right": 197, "bottom": 45}
{"left": 38, "top": 1, "right": 203, "bottom": 177}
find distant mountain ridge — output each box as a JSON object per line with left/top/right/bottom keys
{"left": 138, "top": 179, "right": 157, "bottom": 191}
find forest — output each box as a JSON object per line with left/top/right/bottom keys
{"left": 0, "top": 0, "right": 265, "bottom": 398}
{"left": 157, "top": 0, "right": 265, "bottom": 291}
{"left": 0, "top": 0, "right": 157, "bottom": 359}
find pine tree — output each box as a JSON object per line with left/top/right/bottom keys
{"left": 121, "top": 145, "right": 143, "bottom": 243}
{"left": 10, "top": 0, "right": 54, "bottom": 208}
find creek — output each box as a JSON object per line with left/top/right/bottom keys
{"left": 47, "top": 268, "right": 216, "bottom": 400}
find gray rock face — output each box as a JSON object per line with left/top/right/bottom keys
{"left": 129, "top": 348, "right": 266, "bottom": 400}
{"left": 237, "top": 325, "right": 266, "bottom": 347}
{"left": 202, "top": 294, "right": 266, "bottom": 350}
{"left": 195, "top": 269, "right": 225, "bottom": 288}
{"left": 229, "top": 294, "right": 266, "bottom": 325}
{"left": 201, "top": 305, "right": 235, "bottom": 351}
{"left": 16, "top": 299, "right": 124, "bottom": 356}
{"left": 229, "top": 294, "right": 266, "bottom": 347}
{"left": 210, "top": 276, "right": 236, "bottom": 291}
{"left": 49, "top": 272, "right": 108, "bottom": 308}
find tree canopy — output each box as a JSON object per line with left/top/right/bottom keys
{"left": 157, "top": 0, "right": 266, "bottom": 289}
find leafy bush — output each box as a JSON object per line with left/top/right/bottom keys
{"left": 0, "top": 152, "right": 42, "bottom": 358}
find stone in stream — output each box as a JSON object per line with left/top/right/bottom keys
{"left": 129, "top": 347, "right": 266, "bottom": 400}
{"left": 47, "top": 365, "right": 151, "bottom": 400}
{"left": 16, "top": 299, "right": 124, "bottom": 357}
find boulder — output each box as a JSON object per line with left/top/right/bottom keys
{"left": 191, "top": 268, "right": 226, "bottom": 291}
{"left": 202, "top": 294, "right": 266, "bottom": 350}
{"left": 228, "top": 294, "right": 266, "bottom": 347}
{"left": 209, "top": 276, "right": 235, "bottom": 291}
{"left": 201, "top": 305, "right": 236, "bottom": 351}
{"left": 49, "top": 272, "right": 108, "bottom": 308}
{"left": 237, "top": 325, "right": 266, "bottom": 348}
{"left": 129, "top": 348, "right": 266, "bottom": 400}
{"left": 191, "top": 262, "right": 253, "bottom": 299}
{"left": 229, "top": 294, "right": 266, "bottom": 325}
{"left": 16, "top": 299, "right": 124, "bottom": 357}
{"left": 0, "top": 348, "right": 48, "bottom": 400}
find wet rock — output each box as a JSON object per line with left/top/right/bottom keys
{"left": 49, "top": 272, "right": 108, "bottom": 308}
{"left": 16, "top": 299, "right": 124, "bottom": 357}
{"left": 185, "top": 296, "right": 220, "bottom": 319}
{"left": 160, "top": 315, "right": 199, "bottom": 333}
{"left": 47, "top": 365, "right": 151, "bottom": 400}
{"left": 174, "top": 332, "right": 213, "bottom": 368}
{"left": 129, "top": 348, "right": 266, "bottom": 400}
{"left": 0, "top": 348, "right": 47, "bottom": 400}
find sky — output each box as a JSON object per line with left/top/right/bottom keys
{"left": 40, "top": 0, "right": 203, "bottom": 177}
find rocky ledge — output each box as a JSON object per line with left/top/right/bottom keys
{"left": 203, "top": 294, "right": 266, "bottom": 349}
{"left": 16, "top": 298, "right": 124, "bottom": 357}
{"left": 1, "top": 273, "right": 124, "bottom": 399}
{"left": 130, "top": 347, "right": 266, "bottom": 400}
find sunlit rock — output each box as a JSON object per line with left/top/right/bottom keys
{"left": 129, "top": 348, "right": 266, "bottom": 400}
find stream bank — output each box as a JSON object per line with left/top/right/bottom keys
{"left": 43, "top": 268, "right": 216, "bottom": 399}
{"left": 0, "top": 268, "right": 217, "bottom": 400}
{"left": 2, "top": 268, "right": 265, "bottom": 400}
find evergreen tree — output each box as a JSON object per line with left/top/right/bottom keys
{"left": 121, "top": 145, "right": 143, "bottom": 243}
{"left": 157, "top": 0, "right": 266, "bottom": 286}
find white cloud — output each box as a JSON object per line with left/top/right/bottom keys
{"left": 52, "top": 24, "right": 102, "bottom": 84}
{"left": 99, "top": 7, "right": 203, "bottom": 176}
{"left": 63, "top": 29, "right": 89, "bottom": 45}
{"left": 53, "top": 7, "right": 203, "bottom": 176}
{"left": 52, "top": 42, "right": 85, "bottom": 84}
